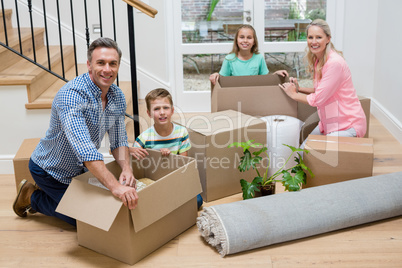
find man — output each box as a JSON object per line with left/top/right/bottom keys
{"left": 13, "top": 37, "right": 138, "bottom": 226}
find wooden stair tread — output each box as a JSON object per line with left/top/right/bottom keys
{"left": 0, "top": 27, "right": 45, "bottom": 49}
{"left": 0, "top": 45, "right": 74, "bottom": 77}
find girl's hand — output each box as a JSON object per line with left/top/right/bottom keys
{"left": 274, "top": 70, "right": 289, "bottom": 77}
{"left": 209, "top": 73, "right": 219, "bottom": 85}
{"left": 278, "top": 82, "right": 298, "bottom": 99}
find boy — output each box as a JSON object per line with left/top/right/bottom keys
{"left": 129, "top": 88, "right": 203, "bottom": 208}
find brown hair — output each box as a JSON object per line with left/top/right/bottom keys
{"left": 145, "top": 88, "right": 173, "bottom": 111}
{"left": 229, "top": 24, "right": 259, "bottom": 55}
{"left": 304, "top": 19, "right": 343, "bottom": 80}
{"left": 87, "top": 37, "right": 122, "bottom": 63}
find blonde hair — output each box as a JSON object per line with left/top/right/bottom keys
{"left": 304, "top": 19, "right": 343, "bottom": 80}
{"left": 229, "top": 24, "right": 259, "bottom": 55}
{"left": 145, "top": 88, "right": 173, "bottom": 111}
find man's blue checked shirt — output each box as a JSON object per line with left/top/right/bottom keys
{"left": 31, "top": 72, "right": 128, "bottom": 184}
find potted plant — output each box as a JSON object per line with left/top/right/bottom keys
{"left": 228, "top": 139, "right": 314, "bottom": 200}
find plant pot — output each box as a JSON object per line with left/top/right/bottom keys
{"left": 255, "top": 183, "right": 276, "bottom": 197}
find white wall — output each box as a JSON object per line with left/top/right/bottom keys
{"left": 342, "top": 0, "right": 378, "bottom": 98}
{"left": 337, "top": 0, "right": 401, "bottom": 143}
{"left": 0, "top": 86, "right": 50, "bottom": 173}
{"left": 371, "top": 1, "right": 402, "bottom": 142}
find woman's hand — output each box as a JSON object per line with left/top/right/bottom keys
{"left": 209, "top": 73, "right": 220, "bottom": 85}
{"left": 279, "top": 82, "right": 298, "bottom": 99}
{"left": 289, "top": 77, "right": 300, "bottom": 92}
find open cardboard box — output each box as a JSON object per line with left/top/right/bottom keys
{"left": 302, "top": 135, "right": 374, "bottom": 188}
{"left": 13, "top": 138, "right": 40, "bottom": 192}
{"left": 211, "top": 74, "right": 371, "bottom": 142}
{"left": 56, "top": 149, "right": 202, "bottom": 265}
{"left": 174, "top": 110, "right": 267, "bottom": 202}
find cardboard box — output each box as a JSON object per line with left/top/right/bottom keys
{"left": 211, "top": 74, "right": 297, "bottom": 117}
{"left": 56, "top": 150, "right": 202, "bottom": 265}
{"left": 174, "top": 110, "right": 267, "bottom": 202}
{"left": 13, "top": 138, "right": 40, "bottom": 192}
{"left": 211, "top": 75, "right": 371, "bottom": 141}
{"left": 303, "top": 135, "right": 374, "bottom": 188}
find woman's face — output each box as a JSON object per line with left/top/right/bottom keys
{"left": 307, "top": 25, "right": 330, "bottom": 59}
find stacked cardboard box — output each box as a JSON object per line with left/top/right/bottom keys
{"left": 13, "top": 138, "right": 40, "bottom": 192}
{"left": 302, "top": 135, "right": 374, "bottom": 188}
{"left": 175, "top": 110, "right": 267, "bottom": 202}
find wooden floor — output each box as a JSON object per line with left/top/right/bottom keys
{"left": 1, "top": 115, "right": 402, "bottom": 267}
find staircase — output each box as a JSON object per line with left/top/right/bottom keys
{"left": 0, "top": 8, "right": 140, "bottom": 142}
{"left": 0, "top": 9, "right": 135, "bottom": 108}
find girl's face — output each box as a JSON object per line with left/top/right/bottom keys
{"left": 236, "top": 28, "right": 255, "bottom": 53}
{"left": 307, "top": 25, "right": 330, "bottom": 59}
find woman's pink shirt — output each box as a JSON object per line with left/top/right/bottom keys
{"left": 306, "top": 50, "right": 367, "bottom": 137}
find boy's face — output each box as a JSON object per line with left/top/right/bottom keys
{"left": 147, "top": 97, "right": 174, "bottom": 126}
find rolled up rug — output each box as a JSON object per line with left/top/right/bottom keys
{"left": 197, "top": 172, "right": 402, "bottom": 257}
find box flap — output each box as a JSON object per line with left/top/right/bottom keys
{"left": 306, "top": 135, "right": 373, "bottom": 153}
{"left": 212, "top": 75, "right": 297, "bottom": 117}
{"left": 56, "top": 179, "right": 123, "bottom": 231}
{"left": 218, "top": 74, "right": 288, "bottom": 87}
{"left": 176, "top": 110, "right": 265, "bottom": 137}
{"left": 130, "top": 154, "right": 201, "bottom": 232}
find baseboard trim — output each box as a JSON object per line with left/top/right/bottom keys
{"left": 371, "top": 98, "right": 402, "bottom": 144}
{"left": 0, "top": 154, "right": 115, "bottom": 175}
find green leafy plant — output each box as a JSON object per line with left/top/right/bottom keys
{"left": 228, "top": 140, "right": 314, "bottom": 200}
{"left": 206, "top": 0, "right": 220, "bottom": 21}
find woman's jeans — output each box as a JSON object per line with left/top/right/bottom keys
{"left": 29, "top": 158, "right": 76, "bottom": 226}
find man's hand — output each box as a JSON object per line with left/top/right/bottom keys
{"left": 129, "top": 147, "right": 149, "bottom": 160}
{"left": 160, "top": 148, "right": 171, "bottom": 156}
{"left": 119, "top": 169, "right": 136, "bottom": 188}
{"left": 112, "top": 185, "right": 139, "bottom": 210}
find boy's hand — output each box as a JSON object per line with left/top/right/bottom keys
{"left": 129, "top": 147, "right": 149, "bottom": 160}
{"left": 160, "top": 148, "right": 171, "bottom": 156}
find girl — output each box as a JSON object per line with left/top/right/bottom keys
{"left": 279, "top": 19, "right": 366, "bottom": 141}
{"left": 209, "top": 24, "right": 288, "bottom": 85}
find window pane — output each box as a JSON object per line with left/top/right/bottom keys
{"left": 264, "top": 0, "right": 326, "bottom": 42}
{"left": 181, "top": 0, "right": 244, "bottom": 44}
{"left": 183, "top": 54, "right": 224, "bottom": 91}
{"left": 265, "top": 52, "right": 313, "bottom": 86}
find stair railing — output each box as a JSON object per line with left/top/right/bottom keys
{"left": 0, "top": 0, "right": 157, "bottom": 138}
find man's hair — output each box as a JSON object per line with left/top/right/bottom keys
{"left": 87, "top": 37, "right": 122, "bottom": 62}
{"left": 145, "top": 88, "right": 173, "bottom": 111}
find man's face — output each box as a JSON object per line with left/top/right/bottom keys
{"left": 87, "top": 47, "right": 120, "bottom": 92}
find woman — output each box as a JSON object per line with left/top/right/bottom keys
{"left": 279, "top": 19, "right": 366, "bottom": 140}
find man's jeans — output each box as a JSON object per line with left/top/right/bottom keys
{"left": 29, "top": 158, "right": 76, "bottom": 226}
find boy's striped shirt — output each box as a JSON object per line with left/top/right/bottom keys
{"left": 133, "top": 123, "right": 191, "bottom": 155}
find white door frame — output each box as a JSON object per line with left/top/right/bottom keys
{"left": 171, "top": 0, "right": 344, "bottom": 113}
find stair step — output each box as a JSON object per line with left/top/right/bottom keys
{"left": 0, "top": 9, "right": 13, "bottom": 35}
{"left": 0, "top": 27, "right": 45, "bottom": 72}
